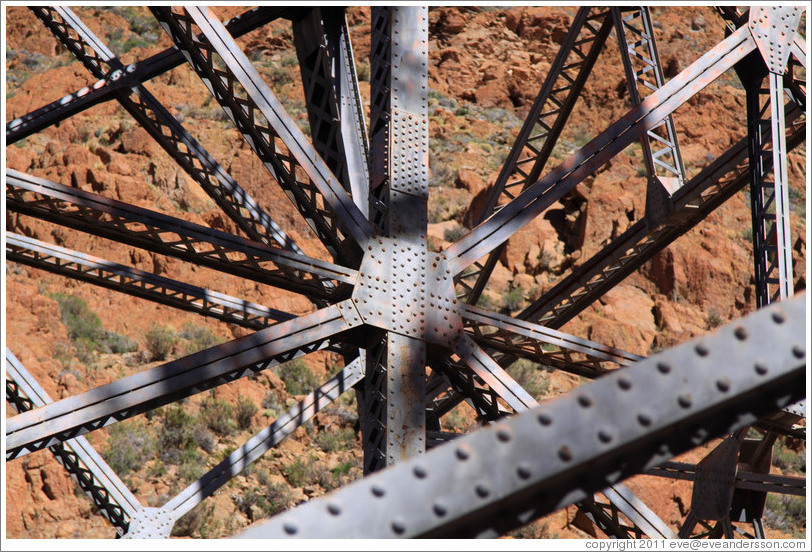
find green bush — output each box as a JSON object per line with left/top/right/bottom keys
{"left": 443, "top": 224, "right": 467, "bottom": 243}
{"left": 506, "top": 360, "right": 550, "bottom": 400}
{"left": 103, "top": 331, "right": 139, "bottom": 354}
{"left": 171, "top": 502, "right": 220, "bottom": 538}
{"left": 177, "top": 448, "right": 207, "bottom": 482}
{"left": 103, "top": 421, "right": 156, "bottom": 475}
{"left": 314, "top": 427, "right": 357, "bottom": 453}
{"left": 283, "top": 458, "right": 309, "bottom": 487}
{"left": 50, "top": 293, "right": 104, "bottom": 345}
{"left": 159, "top": 404, "right": 197, "bottom": 462}
{"left": 144, "top": 323, "right": 177, "bottom": 361}
{"left": 179, "top": 323, "right": 221, "bottom": 354}
{"left": 200, "top": 397, "right": 238, "bottom": 436}
{"left": 274, "top": 359, "right": 319, "bottom": 395}
{"left": 764, "top": 494, "right": 806, "bottom": 537}
{"left": 235, "top": 481, "right": 293, "bottom": 521}
{"left": 235, "top": 397, "right": 258, "bottom": 430}
{"left": 501, "top": 286, "right": 525, "bottom": 313}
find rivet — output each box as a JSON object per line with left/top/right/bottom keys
{"left": 598, "top": 429, "right": 613, "bottom": 443}
{"left": 755, "top": 363, "right": 769, "bottom": 375}
{"left": 695, "top": 344, "right": 709, "bottom": 357}
{"left": 372, "top": 484, "right": 386, "bottom": 497}
{"left": 558, "top": 446, "right": 573, "bottom": 462}
{"left": 657, "top": 362, "right": 671, "bottom": 374}
{"left": 413, "top": 465, "right": 427, "bottom": 479}
{"left": 327, "top": 503, "right": 341, "bottom": 516}
{"left": 772, "top": 311, "right": 785, "bottom": 324}
{"left": 496, "top": 428, "right": 511, "bottom": 442}
{"left": 516, "top": 463, "right": 532, "bottom": 479}
{"left": 638, "top": 413, "right": 652, "bottom": 426}
{"left": 433, "top": 502, "right": 447, "bottom": 517}
{"left": 734, "top": 327, "right": 748, "bottom": 340}
{"left": 455, "top": 446, "right": 470, "bottom": 460}
{"left": 618, "top": 377, "right": 632, "bottom": 390}
{"left": 792, "top": 345, "right": 805, "bottom": 359}
{"left": 475, "top": 482, "right": 490, "bottom": 497}
{"left": 283, "top": 523, "right": 298, "bottom": 535}
{"left": 678, "top": 395, "right": 692, "bottom": 409}
{"left": 538, "top": 413, "right": 552, "bottom": 426}
{"left": 390, "top": 518, "right": 406, "bottom": 535}
{"left": 716, "top": 378, "right": 731, "bottom": 392}
{"left": 577, "top": 394, "right": 592, "bottom": 408}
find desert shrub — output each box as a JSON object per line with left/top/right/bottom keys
{"left": 177, "top": 448, "right": 207, "bottom": 482}
{"left": 443, "top": 224, "right": 467, "bottom": 243}
{"left": 159, "top": 404, "right": 197, "bottom": 462}
{"left": 171, "top": 502, "right": 220, "bottom": 538}
{"left": 314, "top": 427, "right": 357, "bottom": 453}
{"left": 144, "top": 323, "right": 177, "bottom": 361}
{"left": 772, "top": 440, "right": 806, "bottom": 473}
{"left": 235, "top": 481, "right": 293, "bottom": 521}
{"left": 501, "top": 286, "right": 525, "bottom": 312}
{"left": 179, "top": 323, "right": 221, "bottom": 354}
{"left": 283, "top": 458, "right": 310, "bottom": 488}
{"left": 506, "top": 360, "right": 550, "bottom": 400}
{"left": 235, "top": 397, "right": 258, "bottom": 430}
{"left": 764, "top": 494, "right": 806, "bottom": 537}
{"left": 193, "top": 424, "right": 216, "bottom": 453}
{"left": 103, "top": 331, "right": 139, "bottom": 354}
{"left": 274, "top": 359, "right": 319, "bottom": 395}
{"left": 103, "top": 421, "right": 156, "bottom": 475}
{"left": 355, "top": 62, "right": 370, "bottom": 82}
{"left": 50, "top": 293, "right": 104, "bottom": 345}
{"left": 200, "top": 397, "right": 238, "bottom": 436}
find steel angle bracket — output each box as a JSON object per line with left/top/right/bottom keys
{"left": 237, "top": 296, "right": 805, "bottom": 538}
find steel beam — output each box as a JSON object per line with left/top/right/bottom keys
{"left": 649, "top": 461, "right": 805, "bottom": 497}
{"left": 455, "top": 7, "right": 613, "bottom": 305}
{"left": 6, "top": 170, "right": 355, "bottom": 301}
{"left": 6, "top": 301, "right": 361, "bottom": 459}
{"left": 461, "top": 304, "right": 641, "bottom": 379}
{"left": 445, "top": 24, "right": 757, "bottom": 275}
{"left": 151, "top": 6, "right": 372, "bottom": 262}
{"left": 6, "top": 233, "right": 294, "bottom": 330}
{"left": 7, "top": 7, "right": 290, "bottom": 144}
{"left": 123, "top": 358, "right": 365, "bottom": 538}
{"left": 5, "top": 349, "right": 141, "bottom": 535}
{"left": 237, "top": 297, "right": 805, "bottom": 538}
{"left": 30, "top": 7, "right": 302, "bottom": 258}
{"left": 293, "top": 8, "right": 370, "bottom": 217}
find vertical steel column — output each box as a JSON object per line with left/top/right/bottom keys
{"left": 368, "top": 6, "right": 429, "bottom": 466}
{"left": 743, "top": 7, "right": 802, "bottom": 307}
{"left": 293, "top": 8, "right": 370, "bottom": 218}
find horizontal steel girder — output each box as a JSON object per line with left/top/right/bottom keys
{"left": 445, "top": 24, "right": 757, "bottom": 275}
{"left": 7, "top": 7, "right": 291, "bottom": 145}
{"left": 6, "top": 233, "right": 294, "bottom": 330}
{"left": 6, "top": 170, "right": 355, "bottom": 301}
{"left": 649, "top": 461, "right": 805, "bottom": 497}
{"left": 5, "top": 349, "right": 142, "bottom": 534}
{"left": 6, "top": 301, "right": 360, "bottom": 459}
{"left": 236, "top": 296, "right": 805, "bottom": 538}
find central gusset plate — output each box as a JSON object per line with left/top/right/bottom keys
{"left": 350, "top": 236, "right": 462, "bottom": 344}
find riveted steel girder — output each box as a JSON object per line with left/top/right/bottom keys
{"left": 6, "top": 170, "right": 355, "bottom": 301}
{"left": 6, "top": 233, "right": 294, "bottom": 330}
{"left": 237, "top": 297, "right": 805, "bottom": 538}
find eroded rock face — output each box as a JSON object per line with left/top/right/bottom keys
{"left": 5, "top": 5, "right": 805, "bottom": 539}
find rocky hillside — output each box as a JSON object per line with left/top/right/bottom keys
{"left": 5, "top": 6, "right": 806, "bottom": 539}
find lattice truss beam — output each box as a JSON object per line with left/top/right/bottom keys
{"left": 4, "top": 5, "right": 806, "bottom": 540}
